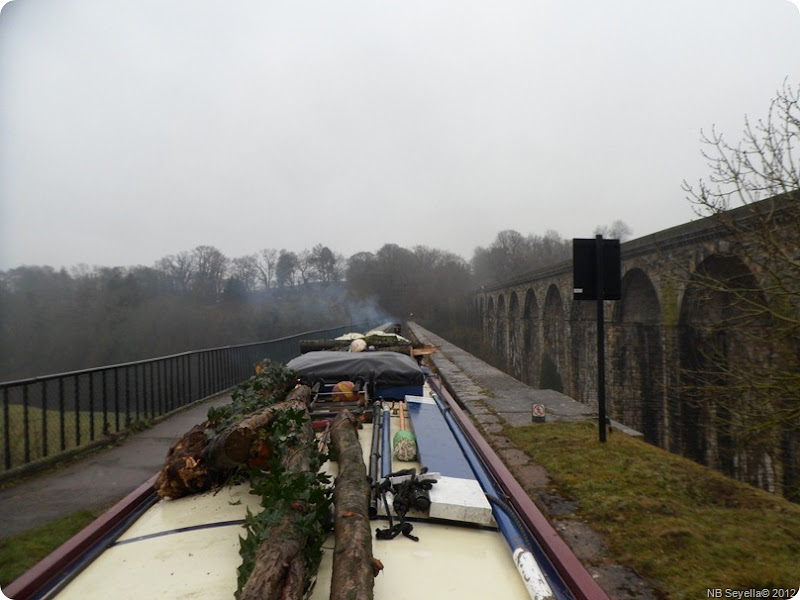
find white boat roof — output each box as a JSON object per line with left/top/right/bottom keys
{"left": 50, "top": 393, "right": 531, "bottom": 599}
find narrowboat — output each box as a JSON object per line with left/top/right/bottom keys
{"left": 5, "top": 343, "right": 607, "bottom": 600}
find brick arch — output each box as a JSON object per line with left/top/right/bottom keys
{"left": 678, "top": 254, "right": 775, "bottom": 487}
{"left": 541, "top": 285, "right": 566, "bottom": 392}
{"left": 522, "top": 288, "right": 540, "bottom": 386}
{"left": 612, "top": 268, "right": 663, "bottom": 445}
{"left": 508, "top": 292, "right": 522, "bottom": 379}
{"left": 486, "top": 296, "right": 495, "bottom": 346}
{"left": 569, "top": 298, "right": 596, "bottom": 406}
{"left": 495, "top": 294, "right": 507, "bottom": 367}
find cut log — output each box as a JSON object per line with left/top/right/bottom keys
{"left": 239, "top": 393, "right": 317, "bottom": 600}
{"left": 154, "top": 421, "right": 215, "bottom": 499}
{"left": 239, "top": 515, "right": 307, "bottom": 600}
{"left": 155, "top": 385, "right": 312, "bottom": 499}
{"left": 203, "top": 386, "right": 312, "bottom": 475}
{"left": 300, "top": 339, "right": 352, "bottom": 352}
{"left": 329, "top": 410, "right": 376, "bottom": 600}
{"left": 299, "top": 338, "right": 416, "bottom": 354}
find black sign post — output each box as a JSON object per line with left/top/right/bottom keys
{"left": 573, "top": 235, "right": 621, "bottom": 443}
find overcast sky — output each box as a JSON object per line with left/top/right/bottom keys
{"left": 1, "top": 0, "right": 799, "bottom": 271}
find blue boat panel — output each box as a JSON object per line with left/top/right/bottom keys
{"left": 406, "top": 398, "right": 475, "bottom": 480}
{"left": 375, "top": 384, "right": 423, "bottom": 400}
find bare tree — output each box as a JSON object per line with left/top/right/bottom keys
{"left": 594, "top": 220, "right": 633, "bottom": 242}
{"left": 681, "top": 80, "right": 799, "bottom": 500}
{"left": 191, "top": 245, "right": 229, "bottom": 300}
{"left": 231, "top": 255, "right": 260, "bottom": 292}
{"left": 296, "top": 249, "right": 316, "bottom": 285}
{"left": 156, "top": 251, "right": 195, "bottom": 294}
{"left": 256, "top": 248, "right": 279, "bottom": 290}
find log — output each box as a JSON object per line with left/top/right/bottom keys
{"left": 203, "top": 386, "right": 312, "bottom": 474}
{"left": 329, "top": 410, "right": 377, "bottom": 600}
{"left": 300, "top": 339, "right": 352, "bottom": 352}
{"left": 154, "top": 421, "right": 215, "bottom": 499}
{"left": 239, "top": 515, "right": 307, "bottom": 600}
{"left": 239, "top": 393, "right": 317, "bottom": 600}
{"left": 299, "top": 338, "right": 417, "bottom": 354}
{"left": 155, "top": 385, "right": 312, "bottom": 499}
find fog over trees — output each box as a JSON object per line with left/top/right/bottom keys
{"left": 0, "top": 226, "right": 595, "bottom": 380}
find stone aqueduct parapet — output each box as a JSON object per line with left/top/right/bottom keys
{"left": 474, "top": 196, "right": 798, "bottom": 497}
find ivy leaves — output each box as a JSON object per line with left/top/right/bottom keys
{"left": 207, "top": 360, "right": 298, "bottom": 432}
{"left": 224, "top": 366, "right": 332, "bottom": 599}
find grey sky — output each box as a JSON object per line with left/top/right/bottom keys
{"left": 1, "top": 0, "right": 799, "bottom": 270}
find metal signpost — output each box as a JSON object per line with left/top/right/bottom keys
{"left": 573, "top": 235, "right": 621, "bottom": 443}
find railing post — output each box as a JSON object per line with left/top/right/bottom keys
{"left": 114, "top": 367, "right": 121, "bottom": 433}
{"left": 41, "top": 380, "right": 48, "bottom": 458}
{"left": 158, "top": 358, "right": 167, "bottom": 415}
{"left": 149, "top": 362, "right": 155, "bottom": 419}
{"left": 3, "top": 387, "right": 12, "bottom": 469}
{"left": 22, "top": 385, "right": 30, "bottom": 464}
{"left": 59, "top": 377, "right": 65, "bottom": 451}
{"left": 125, "top": 367, "right": 132, "bottom": 428}
{"left": 74, "top": 375, "right": 81, "bottom": 448}
{"left": 102, "top": 370, "right": 108, "bottom": 435}
{"left": 185, "top": 354, "right": 190, "bottom": 406}
{"left": 134, "top": 365, "right": 140, "bottom": 423}
{"left": 188, "top": 354, "right": 194, "bottom": 407}
{"left": 200, "top": 350, "right": 209, "bottom": 396}
{"left": 171, "top": 357, "right": 177, "bottom": 411}
{"left": 89, "top": 372, "right": 95, "bottom": 442}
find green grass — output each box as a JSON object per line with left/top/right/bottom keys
{"left": 0, "top": 509, "right": 100, "bottom": 587}
{"left": 1, "top": 405, "right": 142, "bottom": 470}
{"left": 504, "top": 420, "right": 800, "bottom": 600}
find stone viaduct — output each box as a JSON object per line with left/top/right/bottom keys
{"left": 474, "top": 195, "right": 798, "bottom": 499}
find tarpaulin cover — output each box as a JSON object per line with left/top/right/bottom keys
{"left": 287, "top": 351, "right": 424, "bottom": 387}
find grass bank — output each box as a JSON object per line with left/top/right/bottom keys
{"left": 1, "top": 405, "right": 143, "bottom": 471}
{"left": 504, "top": 420, "right": 800, "bottom": 599}
{"left": 0, "top": 509, "right": 100, "bottom": 587}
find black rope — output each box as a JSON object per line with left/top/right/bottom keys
{"left": 485, "top": 493, "right": 537, "bottom": 553}
{"left": 374, "top": 467, "right": 437, "bottom": 542}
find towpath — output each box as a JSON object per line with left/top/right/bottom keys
{"left": 406, "top": 322, "right": 594, "bottom": 426}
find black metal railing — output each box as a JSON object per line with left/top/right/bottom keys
{"left": 1, "top": 322, "right": 380, "bottom": 474}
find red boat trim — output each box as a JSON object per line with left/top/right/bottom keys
{"left": 427, "top": 377, "right": 611, "bottom": 600}
{"left": 6, "top": 474, "right": 159, "bottom": 600}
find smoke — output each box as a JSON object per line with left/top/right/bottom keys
{"left": 343, "top": 294, "right": 397, "bottom": 330}
{"left": 250, "top": 282, "right": 397, "bottom": 334}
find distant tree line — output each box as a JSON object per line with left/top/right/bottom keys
{"left": 347, "top": 244, "right": 472, "bottom": 331}
{"left": 1, "top": 225, "right": 618, "bottom": 381}
{"left": 0, "top": 243, "right": 354, "bottom": 380}
{"left": 471, "top": 229, "right": 572, "bottom": 285}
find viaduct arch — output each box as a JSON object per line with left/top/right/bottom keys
{"left": 474, "top": 196, "right": 798, "bottom": 499}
